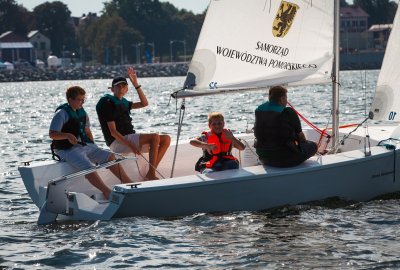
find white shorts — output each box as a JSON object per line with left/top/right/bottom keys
{"left": 55, "top": 143, "right": 111, "bottom": 170}
{"left": 110, "top": 133, "right": 149, "bottom": 154}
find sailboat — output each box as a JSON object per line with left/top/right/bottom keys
{"left": 19, "top": 0, "right": 400, "bottom": 225}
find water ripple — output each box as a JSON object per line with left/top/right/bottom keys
{"left": 3, "top": 71, "right": 400, "bottom": 269}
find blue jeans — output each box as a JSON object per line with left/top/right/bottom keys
{"left": 201, "top": 159, "right": 239, "bottom": 174}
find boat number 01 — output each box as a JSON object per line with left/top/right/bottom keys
{"left": 388, "top": 111, "right": 397, "bottom": 120}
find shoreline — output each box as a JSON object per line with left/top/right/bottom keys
{"left": 0, "top": 62, "right": 189, "bottom": 83}
{"left": 0, "top": 53, "right": 384, "bottom": 83}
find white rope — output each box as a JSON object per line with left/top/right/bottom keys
{"left": 105, "top": 149, "right": 166, "bottom": 179}
{"left": 239, "top": 138, "right": 261, "bottom": 165}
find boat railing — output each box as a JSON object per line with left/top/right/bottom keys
{"left": 48, "top": 157, "right": 137, "bottom": 185}
{"left": 44, "top": 157, "right": 137, "bottom": 216}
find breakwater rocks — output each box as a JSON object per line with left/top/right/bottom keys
{"left": 0, "top": 62, "right": 189, "bottom": 82}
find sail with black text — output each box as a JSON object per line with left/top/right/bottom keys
{"left": 173, "top": 0, "right": 334, "bottom": 98}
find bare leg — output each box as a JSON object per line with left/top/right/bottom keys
{"left": 107, "top": 154, "right": 132, "bottom": 183}
{"left": 109, "top": 164, "right": 132, "bottom": 183}
{"left": 86, "top": 172, "right": 111, "bottom": 199}
{"left": 155, "top": 134, "right": 171, "bottom": 167}
{"left": 139, "top": 133, "right": 160, "bottom": 180}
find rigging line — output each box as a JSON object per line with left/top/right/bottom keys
{"left": 170, "top": 99, "right": 186, "bottom": 178}
{"left": 360, "top": 69, "right": 371, "bottom": 156}
{"left": 240, "top": 139, "right": 260, "bottom": 164}
{"left": 61, "top": 157, "right": 129, "bottom": 192}
{"left": 331, "top": 75, "right": 341, "bottom": 88}
{"left": 379, "top": 138, "right": 400, "bottom": 183}
{"left": 106, "top": 150, "right": 146, "bottom": 180}
{"left": 394, "top": 146, "right": 396, "bottom": 183}
{"left": 287, "top": 101, "right": 327, "bottom": 136}
{"left": 102, "top": 148, "right": 166, "bottom": 180}
{"left": 263, "top": 0, "right": 271, "bottom": 13}
{"left": 136, "top": 152, "right": 166, "bottom": 179}
{"left": 361, "top": 70, "right": 367, "bottom": 118}
{"left": 170, "top": 88, "right": 188, "bottom": 113}
{"left": 127, "top": 82, "right": 167, "bottom": 180}
{"left": 340, "top": 117, "right": 370, "bottom": 145}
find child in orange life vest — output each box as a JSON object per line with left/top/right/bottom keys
{"left": 190, "top": 112, "right": 246, "bottom": 173}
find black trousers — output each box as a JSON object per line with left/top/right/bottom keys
{"left": 261, "top": 141, "right": 318, "bottom": 168}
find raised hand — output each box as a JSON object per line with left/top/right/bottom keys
{"left": 127, "top": 67, "right": 139, "bottom": 86}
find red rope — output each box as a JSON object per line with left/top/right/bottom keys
{"left": 287, "top": 101, "right": 328, "bottom": 137}
{"left": 287, "top": 102, "right": 359, "bottom": 154}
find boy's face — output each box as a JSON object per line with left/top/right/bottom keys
{"left": 112, "top": 83, "right": 128, "bottom": 99}
{"left": 68, "top": 94, "right": 85, "bottom": 111}
{"left": 209, "top": 118, "right": 224, "bottom": 134}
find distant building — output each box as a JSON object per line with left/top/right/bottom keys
{"left": 0, "top": 31, "right": 34, "bottom": 63}
{"left": 368, "top": 24, "right": 392, "bottom": 50}
{"left": 78, "top": 12, "right": 98, "bottom": 28}
{"left": 340, "top": 6, "right": 369, "bottom": 32}
{"left": 340, "top": 5, "right": 393, "bottom": 53}
{"left": 28, "top": 30, "right": 51, "bottom": 61}
{"left": 340, "top": 6, "right": 371, "bottom": 52}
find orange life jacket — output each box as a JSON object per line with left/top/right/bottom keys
{"left": 202, "top": 129, "right": 237, "bottom": 168}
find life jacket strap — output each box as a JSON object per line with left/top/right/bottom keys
{"left": 212, "top": 151, "right": 232, "bottom": 156}
{"left": 50, "top": 142, "right": 61, "bottom": 161}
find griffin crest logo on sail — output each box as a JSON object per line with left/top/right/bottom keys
{"left": 273, "top": 1, "right": 299, "bottom": 38}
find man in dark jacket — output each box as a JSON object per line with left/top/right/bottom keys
{"left": 254, "top": 85, "right": 317, "bottom": 167}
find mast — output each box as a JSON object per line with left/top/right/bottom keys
{"left": 332, "top": 0, "right": 340, "bottom": 149}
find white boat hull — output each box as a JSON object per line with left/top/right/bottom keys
{"left": 112, "top": 151, "right": 400, "bottom": 218}
{"left": 18, "top": 126, "right": 400, "bottom": 224}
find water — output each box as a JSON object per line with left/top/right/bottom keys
{"left": 2, "top": 70, "right": 400, "bottom": 269}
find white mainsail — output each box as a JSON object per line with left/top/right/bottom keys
{"left": 175, "top": 0, "right": 334, "bottom": 98}
{"left": 370, "top": 7, "right": 400, "bottom": 121}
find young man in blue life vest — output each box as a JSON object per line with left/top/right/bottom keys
{"left": 49, "top": 86, "right": 132, "bottom": 200}
{"left": 191, "top": 112, "right": 245, "bottom": 173}
{"left": 96, "top": 67, "right": 171, "bottom": 180}
{"left": 254, "top": 85, "right": 317, "bottom": 167}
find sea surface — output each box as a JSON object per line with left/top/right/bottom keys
{"left": 2, "top": 70, "right": 400, "bottom": 269}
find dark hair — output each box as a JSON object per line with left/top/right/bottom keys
{"left": 269, "top": 86, "right": 287, "bottom": 102}
{"left": 66, "top": 86, "right": 86, "bottom": 100}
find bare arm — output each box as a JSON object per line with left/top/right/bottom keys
{"left": 106, "top": 121, "right": 140, "bottom": 154}
{"left": 190, "top": 137, "right": 217, "bottom": 154}
{"left": 49, "top": 130, "right": 78, "bottom": 145}
{"left": 128, "top": 67, "right": 149, "bottom": 109}
{"left": 85, "top": 127, "right": 94, "bottom": 142}
{"left": 223, "top": 129, "right": 246, "bottom": 150}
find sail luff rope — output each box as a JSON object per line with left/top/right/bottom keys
{"left": 361, "top": 70, "right": 371, "bottom": 156}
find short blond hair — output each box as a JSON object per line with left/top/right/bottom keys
{"left": 208, "top": 112, "right": 224, "bottom": 124}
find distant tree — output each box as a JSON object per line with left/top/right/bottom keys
{"left": 33, "top": 1, "right": 75, "bottom": 56}
{"left": 103, "top": 0, "right": 204, "bottom": 61}
{"left": 104, "top": 0, "right": 171, "bottom": 59}
{"left": 353, "top": 0, "right": 398, "bottom": 26}
{"left": 0, "top": 0, "right": 32, "bottom": 35}
{"left": 176, "top": 12, "right": 205, "bottom": 59}
{"left": 81, "top": 15, "right": 143, "bottom": 64}
{"left": 340, "top": 0, "right": 349, "bottom": 7}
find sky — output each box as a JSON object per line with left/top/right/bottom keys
{"left": 15, "top": 0, "right": 210, "bottom": 17}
